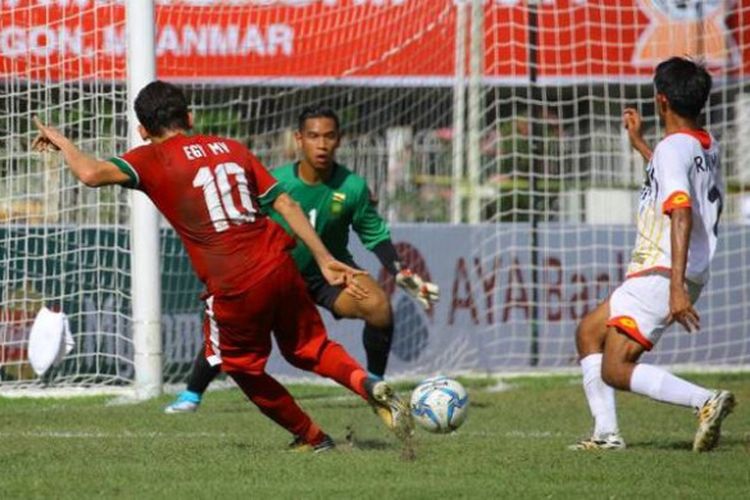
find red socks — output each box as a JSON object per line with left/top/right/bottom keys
{"left": 228, "top": 371, "right": 325, "bottom": 444}
{"left": 312, "top": 340, "right": 369, "bottom": 400}
{"left": 227, "top": 339, "right": 370, "bottom": 444}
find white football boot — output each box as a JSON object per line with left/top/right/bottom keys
{"left": 569, "top": 432, "right": 626, "bottom": 451}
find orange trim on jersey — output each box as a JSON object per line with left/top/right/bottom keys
{"left": 607, "top": 316, "right": 654, "bottom": 351}
{"left": 662, "top": 191, "right": 691, "bottom": 215}
{"left": 626, "top": 266, "right": 671, "bottom": 279}
{"left": 668, "top": 129, "right": 712, "bottom": 149}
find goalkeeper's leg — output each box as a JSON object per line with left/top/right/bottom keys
{"left": 188, "top": 348, "right": 221, "bottom": 394}
{"left": 328, "top": 273, "right": 394, "bottom": 378}
{"left": 362, "top": 323, "right": 393, "bottom": 379}
{"left": 165, "top": 348, "right": 221, "bottom": 414}
{"left": 307, "top": 269, "right": 394, "bottom": 378}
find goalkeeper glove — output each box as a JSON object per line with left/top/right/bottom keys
{"left": 396, "top": 268, "right": 439, "bottom": 310}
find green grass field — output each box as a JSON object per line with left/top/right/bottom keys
{"left": 1, "top": 373, "right": 748, "bottom": 499}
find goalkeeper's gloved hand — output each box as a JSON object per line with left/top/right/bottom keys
{"left": 395, "top": 268, "right": 439, "bottom": 310}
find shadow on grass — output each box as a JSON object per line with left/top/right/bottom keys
{"left": 630, "top": 435, "right": 747, "bottom": 452}
{"left": 345, "top": 438, "right": 391, "bottom": 451}
{"left": 202, "top": 405, "right": 254, "bottom": 414}
{"left": 294, "top": 392, "right": 354, "bottom": 401}
{"left": 466, "top": 400, "right": 491, "bottom": 409}
{"left": 629, "top": 439, "right": 692, "bottom": 451}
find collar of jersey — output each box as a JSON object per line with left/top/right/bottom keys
{"left": 668, "top": 129, "right": 711, "bottom": 149}
{"left": 293, "top": 161, "right": 339, "bottom": 187}
{"left": 154, "top": 132, "right": 187, "bottom": 146}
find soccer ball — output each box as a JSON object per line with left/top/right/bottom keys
{"left": 410, "top": 376, "right": 469, "bottom": 433}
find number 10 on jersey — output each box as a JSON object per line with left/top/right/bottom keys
{"left": 193, "top": 162, "right": 257, "bottom": 232}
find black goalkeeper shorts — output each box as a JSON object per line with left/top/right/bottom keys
{"left": 303, "top": 258, "right": 361, "bottom": 319}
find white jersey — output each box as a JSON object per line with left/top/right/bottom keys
{"left": 627, "top": 130, "right": 723, "bottom": 284}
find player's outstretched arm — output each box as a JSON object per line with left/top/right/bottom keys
{"left": 623, "top": 108, "right": 653, "bottom": 162}
{"left": 668, "top": 207, "right": 700, "bottom": 333}
{"left": 32, "top": 117, "right": 130, "bottom": 187}
{"left": 370, "top": 241, "right": 440, "bottom": 310}
{"left": 272, "top": 192, "right": 369, "bottom": 298}
{"left": 352, "top": 183, "right": 440, "bottom": 309}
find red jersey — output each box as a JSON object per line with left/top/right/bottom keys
{"left": 110, "top": 134, "right": 294, "bottom": 296}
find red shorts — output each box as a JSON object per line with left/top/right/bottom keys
{"left": 203, "top": 257, "right": 329, "bottom": 374}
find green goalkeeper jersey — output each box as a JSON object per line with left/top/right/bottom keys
{"left": 267, "top": 162, "right": 391, "bottom": 277}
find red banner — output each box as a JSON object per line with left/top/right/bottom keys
{"left": 1, "top": 0, "right": 748, "bottom": 84}
{"left": 531, "top": 0, "right": 748, "bottom": 83}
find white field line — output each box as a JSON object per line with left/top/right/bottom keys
{"left": 1, "top": 428, "right": 739, "bottom": 441}
{"left": 4, "top": 365, "right": 747, "bottom": 400}
{"left": 2, "top": 382, "right": 516, "bottom": 406}
{"left": 0, "top": 429, "right": 560, "bottom": 440}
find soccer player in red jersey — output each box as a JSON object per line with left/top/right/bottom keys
{"left": 32, "top": 81, "right": 413, "bottom": 451}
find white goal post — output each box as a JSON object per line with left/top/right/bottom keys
{"left": 126, "top": 0, "right": 162, "bottom": 400}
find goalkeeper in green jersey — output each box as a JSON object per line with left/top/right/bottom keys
{"left": 166, "top": 106, "right": 439, "bottom": 413}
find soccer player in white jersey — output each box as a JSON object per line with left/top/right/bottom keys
{"left": 571, "top": 57, "right": 735, "bottom": 452}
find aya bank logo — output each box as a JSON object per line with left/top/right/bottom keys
{"left": 633, "top": 0, "right": 739, "bottom": 67}
{"left": 378, "top": 242, "right": 434, "bottom": 363}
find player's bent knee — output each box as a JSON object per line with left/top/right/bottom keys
{"left": 365, "top": 299, "right": 392, "bottom": 329}
{"left": 576, "top": 317, "right": 599, "bottom": 354}
{"left": 600, "top": 356, "right": 629, "bottom": 390}
{"left": 354, "top": 288, "right": 391, "bottom": 327}
{"left": 575, "top": 303, "right": 609, "bottom": 356}
{"left": 281, "top": 349, "right": 317, "bottom": 371}
{"left": 601, "top": 367, "right": 624, "bottom": 390}
{"left": 575, "top": 321, "right": 587, "bottom": 343}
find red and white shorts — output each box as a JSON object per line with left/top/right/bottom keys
{"left": 607, "top": 274, "right": 702, "bottom": 350}
{"left": 202, "top": 257, "right": 329, "bottom": 374}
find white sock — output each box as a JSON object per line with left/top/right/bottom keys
{"left": 580, "top": 354, "right": 619, "bottom": 438}
{"left": 630, "top": 364, "right": 713, "bottom": 409}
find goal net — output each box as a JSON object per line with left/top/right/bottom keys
{"left": 2, "top": 0, "right": 749, "bottom": 392}
{"left": 472, "top": 0, "right": 750, "bottom": 371}
{"left": 1, "top": 1, "right": 132, "bottom": 388}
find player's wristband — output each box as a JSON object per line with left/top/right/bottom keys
{"left": 372, "top": 240, "right": 400, "bottom": 275}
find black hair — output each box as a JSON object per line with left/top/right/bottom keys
{"left": 134, "top": 80, "right": 191, "bottom": 136}
{"left": 297, "top": 105, "right": 340, "bottom": 132}
{"left": 654, "top": 57, "right": 712, "bottom": 120}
